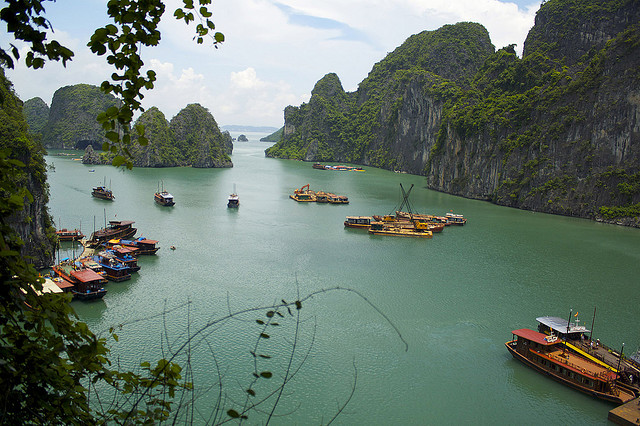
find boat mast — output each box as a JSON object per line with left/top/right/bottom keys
{"left": 590, "top": 306, "right": 596, "bottom": 342}
{"left": 563, "top": 308, "right": 572, "bottom": 356}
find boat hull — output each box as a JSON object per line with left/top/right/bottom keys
{"left": 505, "top": 340, "right": 634, "bottom": 404}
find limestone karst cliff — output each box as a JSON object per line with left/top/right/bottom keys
{"left": 0, "top": 69, "right": 55, "bottom": 268}
{"left": 83, "top": 104, "right": 233, "bottom": 168}
{"left": 266, "top": 0, "right": 640, "bottom": 225}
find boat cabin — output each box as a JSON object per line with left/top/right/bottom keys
{"left": 344, "top": 216, "right": 372, "bottom": 228}
{"left": 536, "top": 316, "right": 590, "bottom": 341}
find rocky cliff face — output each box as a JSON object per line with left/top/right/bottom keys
{"left": 83, "top": 104, "right": 233, "bottom": 168}
{"left": 42, "top": 84, "right": 118, "bottom": 149}
{"left": 23, "top": 97, "right": 49, "bottom": 136}
{"left": 0, "top": 70, "right": 55, "bottom": 269}
{"left": 267, "top": 0, "right": 640, "bottom": 225}
{"left": 170, "top": 104, "right": 233, "bottom": 168}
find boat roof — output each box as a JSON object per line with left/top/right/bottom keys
{"left": 71, "top": 269, "right": 105, "bottom": 283}
{"left": 137, "top": 239, "right": 158, "bottom": 244}
{"left": 512, "top": 328, "right": 560, "bottom": 346}
{"left": 536, "top": 316, "right": 590, "bottom": 334}
{"left": 109, "top": 220, "right": 134, "bottom": 226}
{"left": 346, "top": 216, "right": 372, "bottom": 220}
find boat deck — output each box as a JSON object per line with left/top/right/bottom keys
{"left": 608, "top": 396, "right": 640, "bottom": 425}
{"left": 543, "top": 348, "right": 617, "bottom": 381}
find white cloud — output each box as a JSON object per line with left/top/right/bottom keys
{"left": 2, "top": 0, "right": 542, "bottom": 127}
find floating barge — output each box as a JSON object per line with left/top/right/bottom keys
{"left": 290, "top": 184, "right": 348, "bottom": 204}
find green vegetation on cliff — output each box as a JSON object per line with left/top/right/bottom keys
{"left": 22, "top": 97, "right": 49, "bottom": 136}
{"left": 0, "top": 69, "right": 55, "bottom": 267}
{"left": 89, "top": 104, "right": 233, "bottom": 168}
{"left": 42, "top": 84, "right": 119, "bottom": 149}
{"left": 267, "top": 0, "right": 640, "bottom": 224}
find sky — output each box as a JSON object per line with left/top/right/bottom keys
{"left": 1, "top": 0, "right": 542, "bottom": 128}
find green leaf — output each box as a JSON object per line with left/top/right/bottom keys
{"left": 259, "top": 333, "right": 270, "bottom": 339}
{"left": 247, "top": 388, "right": 256, "bottom": 396}
{"left": 295, "top": 300, "right": 302, "bottom": 310}
{"left": 259, "top": 371, "right": 272, "bottom": 379}
{"left": 214, "top": 32, "right": 225, "bottom": 43}
{"left": 266, "top": 311, "right": 274, "bottom": 318}
{"left": 256, "top": 319, "right": 264, "bottom": 325}
{"left": 227, "top": 409, "right": 240, "bottom": 418}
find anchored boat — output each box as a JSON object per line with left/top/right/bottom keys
{"left": 506, "top": 328, "right": 636, "bottom": 404}
{"left": 154, "top": 181, "right": 175, "bottom": 206}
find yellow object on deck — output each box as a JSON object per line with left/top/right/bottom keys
{"left": 564, "top": 341, "right": 619, "bottom": 373}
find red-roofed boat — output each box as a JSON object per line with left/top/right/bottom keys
{"left": 506, "top": 328, "right": 636, "bottom": 404}
{"left": 52, "top": 263, "right": 107, "bottom": 300}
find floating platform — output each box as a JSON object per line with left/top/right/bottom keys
{"left": 609, "top": 397, "right": 640, "bottom": 425}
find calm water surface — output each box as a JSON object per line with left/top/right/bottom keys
{"left": 46, "top": 134, "right": 640, "bottom": 424}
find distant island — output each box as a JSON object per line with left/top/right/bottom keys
{"left": 221, "top": 125, "right": 280, "bottom": 133}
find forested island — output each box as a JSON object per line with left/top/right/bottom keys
{"left": 266, "top": 0, "right": 640, "bottom": 226}
{"left": 24, "top": 84, "right": 233, "bottom": 168}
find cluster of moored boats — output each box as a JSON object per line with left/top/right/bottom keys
{"left": 343, "top": 183, "right": 467, "bottom": 238}
{"left": 345, "top": 211, "right": 466, "bottom": 238}
{"left": 507, "top": 315, "right": 640, "bottom": 407}
{"left": 50, "top": 220, "right": 159, "bottom": 300}
{"left": 312, "top": 163, "right": 365, "bottom": 171}
{"left": 290, "top": 184, "right": 349, "bottom": 204}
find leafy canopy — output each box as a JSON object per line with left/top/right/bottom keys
{"left": 0, "top": 0, "right": 225, "bottom": 169}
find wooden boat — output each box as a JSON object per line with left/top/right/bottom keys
{"left": 312, "top": 163, "right": 326, "bottom": 170}
{"left": 56, "top": 228, "right": 85, "bottom": 241}
{"left": 52, "top": 263, "right": 107, "bottom": 300}
{"left": 536, "top": 315, "right": 640, "bottom": 394}
{"left": 290, "top": 184, "right": 316, "bottom": 202}
{"left": 315, "top": 191, "right": 330, "bottom": 203}
{"left": 109, "top": 246, "right": 140, "bottom": 272}
{"left": 445, "top": 212, "right": 466, "bottom": 225}
{"left": 344, "top": 216, "right": 373, "bottom": 229}
{"left": 154, "top": 181, "right": 175, "bottom": 206}
{"left": 368, "top": 221, "right": 433, "bottom": 238}
{"left": 328, "top": 194, "right": 349, "bottom": 204}
{"left": 118, "top": 237, "right": 160, "bottom": 255}
{"left": 506, "top": 328, "right": 636, "bottom": 404}
{"left": 92, "top": 185, "right": 114, "bottom": 200}
{"left": 89, "top": 220, "right": 137, "bottom": 245}
{"left": 227, "top": 193, "right": 239, "bottom": 208}
{"left": 94, "top": 251, "right": 131, "bottom": 282}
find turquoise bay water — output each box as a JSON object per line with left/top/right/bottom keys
{"left": 47, "top": 135, "right": 640, "bottom": 424}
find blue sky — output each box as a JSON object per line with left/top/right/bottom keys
{"left": 1, "top": 0, "right": 542, "bottom": 128}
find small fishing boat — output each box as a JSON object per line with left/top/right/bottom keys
{"left": 344, "top": 216, "right": 373, "bottom": 229}
{"left": 118, "top": 237, "right": 160, "bottom": 255}
{"left": 312, "top": 163, "right": 326, "bottom": 170}
{"left": 56, "top": 228, "right": 85, "bottom": 241}
{"left": 506, "top": 328, "right": 636, "bottom": 404}
{"left": 445, "top": 212, "right": 466, "bottom": 225}
{"left": 290, "top": 184, "right": 316, "bottom": 202}
{"left": 154, "top": 181, "right": 175, "bottom": 206}
{"left": 228, "top": 185, "right": 239, "bottom": 208}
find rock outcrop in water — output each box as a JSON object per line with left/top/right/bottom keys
{"left": 41, "top": 84, "right": 119, "bottom": 149}
{"left": 266, "top": 0, "right": 640, "bottom": 225}
{"left": 84, "top": 104, "right": 233, "bottom": 168}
